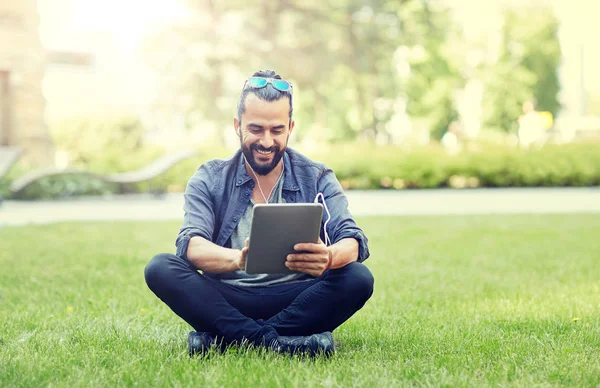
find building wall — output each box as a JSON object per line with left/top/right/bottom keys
{"left": 0, "top": 0, "right": 53, "bottom": 165}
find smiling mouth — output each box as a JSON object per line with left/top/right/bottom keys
{"left": 255, "top": 149, "right": 273, "bottom": 155}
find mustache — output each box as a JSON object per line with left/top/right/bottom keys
{"left": 251, "top": 144, "right": 278, "bottom": 153}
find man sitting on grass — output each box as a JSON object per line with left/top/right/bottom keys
{"left": 144, "top": 69, "right": 374, "bottom": 357}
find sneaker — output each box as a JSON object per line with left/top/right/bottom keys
{"left": 187, "top": 331, "right": 223, "bottom": 357}
{"left": 271, "top": 332, "right": 334, "bottom": 357}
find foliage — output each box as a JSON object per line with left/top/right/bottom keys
{"left": 144, "top": 0, "right": 461, "bottom": 142}
{"left": 1, "top": 145, "right": 232, "bottom": 200}
{"left": 511, "top": 8, "right": 561, "bottom": 116}
{"left": 50, "top": 116, "right": 164, "bottom": 173}
{"left": 143, "top": 1, "right": 561, "bottom": 143}
{"left": 481, "top": 59, "right": 537, "bottom": 134}
{"left": 4, "top": 141, "right": 598, "bottom": 200}
{"left": 481, "top": 6, "right": 561, "bottom": 133}
{"left": 1, "top": 216, "right": 600, "bottom": 386}
{"left": 401, "top": 1, "right": 461, "bottom": 140}
{"left": 20, "top": 115, "right": 223, "bottom": 200}
{"left": 15, "top": 174, "right": 116, "bottom": 201}
{"left": 306, "top": 141, "right": 600, "bottom": 189}
{"left": 0, "top": 163, "right": 29, "bottom": 199}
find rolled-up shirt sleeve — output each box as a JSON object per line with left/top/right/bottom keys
{"left": 317, "top": 168, "right": 370, "bottom": 262}
{"left": 175, "top": 164, "right": 216, "bottom": 260}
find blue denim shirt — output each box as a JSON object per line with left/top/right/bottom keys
{"left": 175, "top": 148, "right": 370, "bottom": 273}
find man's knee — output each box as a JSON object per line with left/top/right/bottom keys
{"left": 334, "top": 261, "right": 374, "bottom": 301}
{"left": 144, "top": 253, "right": 182, "bottom": 290}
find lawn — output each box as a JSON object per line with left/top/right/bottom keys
{"left": 1, "top": 215, "right": 599, "bottom": 387}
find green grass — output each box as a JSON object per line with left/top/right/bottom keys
{"left": 1, "top": 215, "right": 599, "bottom": 387}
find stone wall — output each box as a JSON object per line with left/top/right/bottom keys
{"left": 0, "top": 0, "right": 53, "bottom": 166}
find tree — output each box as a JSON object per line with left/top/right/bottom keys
{"left": 399, "top": 0, "right": 461, "bottom": 140}
{"left": 143, "top": 0, "right": 462, "bottom": 144}
{"left": 482, "top": 6, "right": 561, "bottom": 133}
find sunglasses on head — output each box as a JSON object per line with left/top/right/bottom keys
{"left": 243, "top": 77, "right": 293, "bottom": 93}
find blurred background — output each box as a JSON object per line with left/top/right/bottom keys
{"left": 1, "top": 0, "right": 599, "bottom": 201}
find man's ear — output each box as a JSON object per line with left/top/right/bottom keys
{"left": 289, "top": 120, "right": 295, "bottom": 136}
{"left": 234, "top": 117, "right": 241, "bottom": 137}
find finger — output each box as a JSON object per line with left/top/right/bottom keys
{"left": 287, "top": 254, "right": 328, "bottom": 263}
{"left": 286, "top": 261, "right": 326, "bottom": 271}
{"left": 245, "top": 238, "right": 249, "bottom": 248}
{"left": 294, "top": 242, "right": 326, "bottom": 251}
{"left": 294, "top": 242, "right": 326, "bottom": 252}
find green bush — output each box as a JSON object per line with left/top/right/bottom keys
{"left": 304, "top": 141, "right": 600, "bottom": 190}
{"left": 2, "top": 141, "right": 599, "bottom": 200}
{"left": 0, "top": 163, "right": 32, "bottom": 200}
{"left": 15, "top": 174, "right": 117, "bottom": 201}
{"left": 456, "top": 143, "right": 600, "bottom": 188}
{"left": 50, "top": 115, "right": 165, "bottom": 173}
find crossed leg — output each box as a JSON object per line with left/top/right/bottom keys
{"left": 144, "top": 253, "right": 374, "bottom": 346}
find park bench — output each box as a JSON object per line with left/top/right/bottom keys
{"left": 7, "top": 149, "right": 199, "bottom": 199}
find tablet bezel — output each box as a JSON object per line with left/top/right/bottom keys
{"left": 244, "top": 203, "right": 323, "bottom": 275}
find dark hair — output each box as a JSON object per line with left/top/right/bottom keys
{"left": 237, "top": 70, "right": 293, "bottom": 125}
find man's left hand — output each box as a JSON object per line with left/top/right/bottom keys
{"left": 286, "top": 239, "right": 332, "bottom": 277}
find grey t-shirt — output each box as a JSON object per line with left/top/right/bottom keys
{"left": 216, "top": 176, "right": 313, "bottom": 287}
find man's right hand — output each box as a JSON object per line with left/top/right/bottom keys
{"left": 187, "top": 236, "right": 252, "bottom": 274}
{"left": 235, "top": 238, "right": 249, "bottom": 271}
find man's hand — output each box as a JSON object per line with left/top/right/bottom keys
{"left": 286, "top": 239, "right": 332, "bottom": 277}
{"left": 235, "top": 238, "right": 249, "bottom": 271}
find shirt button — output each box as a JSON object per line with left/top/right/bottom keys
{"left": 237, "top": 180, "right": 241, "bottom": 184}
{"left": 233, "top": 217, "right": 238, "bottom": 222}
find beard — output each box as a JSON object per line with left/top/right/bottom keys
{"left": 240, "top": 134, "right": 287, "bottom": 176}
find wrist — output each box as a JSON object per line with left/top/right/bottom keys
{"left": 233, "top": 249, "right": 243, "bottom": 271}
{"left": 326, "top": 247, "right": 333, "bottom": 270}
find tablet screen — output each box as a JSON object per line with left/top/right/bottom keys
{"left": 245, "top": 203, "right": 323, "bottom": 274}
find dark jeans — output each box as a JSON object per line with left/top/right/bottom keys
{"left": 144, "top": 253, "right": 374, "bottom": 346}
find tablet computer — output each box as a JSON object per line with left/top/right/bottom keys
{"left": 245, "top": 203, "right": 323, "bottom": 274}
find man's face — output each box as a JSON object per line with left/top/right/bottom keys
{"left": 235, "top": 93, "right": 294, "bottom": 176}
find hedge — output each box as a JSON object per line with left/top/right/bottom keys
{"left": 2, "top": 142, "right": 599, "bottom": 200}
{"left": 308, "top": 142, "right": 600, "bottom": 190}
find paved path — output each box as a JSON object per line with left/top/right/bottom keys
{"left": 1, "top": 188, "right": 599, "bottom": 227}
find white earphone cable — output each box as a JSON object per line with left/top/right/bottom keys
{"left": 314, "top": 192, "right": 331, "bottom": 246}
{"left": 244, "top": 155, "right": 284, "bottom": 203}
{"left": 243, "top": 155, "right": 331, "bottom": 247}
